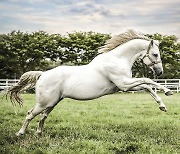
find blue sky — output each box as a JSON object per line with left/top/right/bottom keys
{"left": 0, "top": 0, "right": 180, "bottom": 38}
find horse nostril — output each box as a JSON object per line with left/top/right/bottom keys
{"left": 158, "top": 71, "right": 162, "bottom": 76}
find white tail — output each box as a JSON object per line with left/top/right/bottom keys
{"left": 7, "top": 71, "right": 42, "bottom": 106}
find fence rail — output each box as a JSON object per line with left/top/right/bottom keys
{"left": 0, "top": 79, "right": 19, "bottom": 90}
{"left": 152, "top": 79, "right": 180, "bottom": 93}
{"left": 0, "top": 79, "right": 179, "bottom": 93}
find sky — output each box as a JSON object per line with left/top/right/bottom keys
{"left": 0, "top": 0, "right": 180, "bottom": 38}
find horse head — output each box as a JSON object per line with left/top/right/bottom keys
{"left": 141, "top": 40, "right": 163, "bottom": 76}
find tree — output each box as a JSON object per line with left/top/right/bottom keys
{"left": 0, "top": 31, "right": 63, "bottom": 78}
{"left": 0, "top": 33, "right": 19, "bottom": 78}
{"left": 0, "top": 31, "right": 110, "bottom": 78}
{"left": 0, "top": 31, "right": 179, "bottom": 79}
{"left": 58, "top": 31, "right": 110, "bottom": 65}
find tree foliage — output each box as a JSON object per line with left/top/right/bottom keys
{"left": 57, "top": 31, "right": 110, "bottom": 65}
{"left": 0, "top": 30, "right": 179, "bottom": 79}
{"left": 0, "top": 31, "right": 109, "bottom": 78}
{"left": 0, "top": 31, "right": 61, "bottom": 78}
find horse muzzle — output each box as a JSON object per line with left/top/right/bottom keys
{"left": 152, "top": 64, "right": 163, "bottom": 76}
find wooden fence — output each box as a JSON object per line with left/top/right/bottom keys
{"left": 0, "top": 79, "right": 180, "bottom": 93}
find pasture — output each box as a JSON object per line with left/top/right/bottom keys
{"left": 0, "top": 93, "right": 179, "bottom": 154}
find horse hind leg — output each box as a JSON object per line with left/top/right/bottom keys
{"left": 36, "top": 106, "right": 55, "bottom": 135}
{"left": 36, "top": 98, "right": 63, "bottom": 135}
{"left": 16, "top": 104, "right": 46, "bottom": 136}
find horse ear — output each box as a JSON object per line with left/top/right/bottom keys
{"left": 150, "top": 40, "right": 154, "bottom": 46}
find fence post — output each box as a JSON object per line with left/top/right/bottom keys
{"left": 5, "top": 79, "right": 8, "bottom": 87}
{"left": 165, "top": 79, "right": 167, "bottom": 88}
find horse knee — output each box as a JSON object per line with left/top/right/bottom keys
{"left": 27, "top": 108, "right": 33, "bottom": 115}
{"left": 156, "top": 97, "right": 162, "bottom": 104}
{"left": 25, "top": 113, "right": 35, "bottom": 121}
{"left": 40, "top": 113, "right": 48, "bottom": 120}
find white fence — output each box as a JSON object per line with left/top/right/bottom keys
{"left": 0, "top": 79, "right": 180, "bottom": 93}
{"left": 153, "top": 79, "right": 180, "bottom": 93}
{"left": 0, "top": 79, "right": 19, "bottom": 91}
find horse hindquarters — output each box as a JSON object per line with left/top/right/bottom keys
{"left": 16, "top": 72, "right": 63, "bottom": 136}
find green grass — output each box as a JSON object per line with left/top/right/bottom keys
{"left": 0, "top": 93, "right": 180, "bottom": 154}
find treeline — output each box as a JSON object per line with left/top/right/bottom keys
{"left": 0, "top": 31, "right": 179, "bottom": 79}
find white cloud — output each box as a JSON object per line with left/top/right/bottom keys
{"left": 0, "top": 0, "right": 179, "bottom": 38}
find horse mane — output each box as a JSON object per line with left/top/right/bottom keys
{"left": 98, "top": 29, "right": 150, "bottom": 53}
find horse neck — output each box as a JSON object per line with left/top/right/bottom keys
{"left": 110, "top": 39, "right": 149, "bottom": 67}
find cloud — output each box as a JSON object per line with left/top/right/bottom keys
{"left": 96, "top": 0, "right": 180, "bottom": 36}
{"left": 0, "top": 0, "right": 179, "bottom": 38}
{"left": 54, "top": 1, "right": 112, "bottom": 23}
{"left": 68, "top": 1, "right": 109, "bottom": 15}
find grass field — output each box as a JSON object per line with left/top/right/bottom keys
{"left": 0, "top": 92, "right": 179, "bottom": 154}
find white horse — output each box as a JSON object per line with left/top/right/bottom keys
{"left": 8, "top": 30, "right": 173, "bottom": 136}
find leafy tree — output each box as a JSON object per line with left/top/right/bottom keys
{"left": 0, "top": 30, "right": 179, "bottom": 79}
{"left": 0, "top": 31, "right": 110, "bottom": 78}
{"left": 0, "top": 31, "right": 63, "bottom": 78}
{"left": 58, "top": 31, "right": 110, "bottom": 65}
{"left": 0, "top": 33, "right": 19, "bottom": 78}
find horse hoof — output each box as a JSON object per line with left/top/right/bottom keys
{"left": 165, "top": 90, "right": 173, "bottom": 96}
{"left": 159, "top": 106, "right": 167, "bottom": 112}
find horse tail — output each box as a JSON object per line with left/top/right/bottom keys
{"left": 7, "top": 71, "right": 42, "bottom": 106}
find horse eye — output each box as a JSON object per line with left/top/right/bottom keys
{"left": 153, "top": 53, "right": 158, "bottom": 57}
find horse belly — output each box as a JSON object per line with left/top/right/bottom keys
{"left": 62, "top": 78, "right": 118, "bottom": 100}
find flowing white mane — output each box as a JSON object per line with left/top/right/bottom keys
{"left": 98, "top": 29, "right": 150, "bottom": 53}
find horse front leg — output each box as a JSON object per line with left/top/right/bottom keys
{"left": 121, "top": 77, "right": 173, "bottom": 96}
{"left": 130, "top": 84, "right": 167, "bottom": 112}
